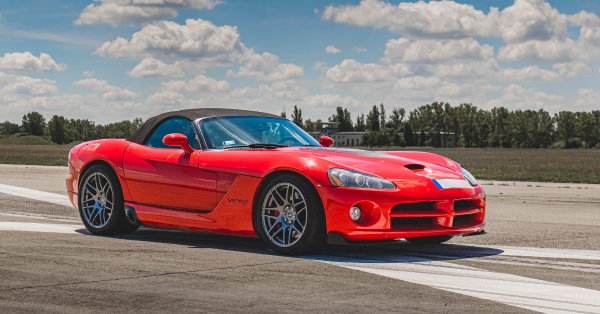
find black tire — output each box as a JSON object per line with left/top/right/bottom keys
{"left": 253, "top": 174, "right": 326, "bottom": 255}
{"left": 78, "top": 164, "right": 139, "bottom": 235}
{"left": 405, "top": 235, "right": 453, "bottom": 245}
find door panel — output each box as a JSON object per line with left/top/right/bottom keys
{"left": 123, "top": 144, "right": 217, "bottom": 211}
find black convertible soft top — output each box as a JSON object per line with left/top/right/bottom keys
{"left": 127, "top": 108, "right": 279, "bottom": 144}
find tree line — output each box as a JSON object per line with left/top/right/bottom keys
{"left": 2, "top": 103, "right": 600, "bottom": 148}
{"left": 0, "top": 112, "right": 143, "bottom": 145}
{"left": 284, "top": 102, "right": 600, "bottom": 149}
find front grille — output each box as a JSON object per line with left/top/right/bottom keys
{"left": 392, "top": 202, "right": 437, "bottom": 213}
{"left": 390, "top": 198, "right": 483, "bottom": 230}
{"left": 454, "top": 199, "right": 480, "bottom": 212}
{"left": 453, "top": 214, "right": 478, "bottom": 227}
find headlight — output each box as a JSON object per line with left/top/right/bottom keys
{"left": 328, "top": 168, "right": 396, "bottom": 190}
{"left": 461, "top": 167, "right": 478, "bottom": 186}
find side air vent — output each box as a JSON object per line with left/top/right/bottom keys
{"left": 404, "top": 164, "right": 426, "bottom": 171}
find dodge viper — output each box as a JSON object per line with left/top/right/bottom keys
{"left": 66, "top": 108, "right": 486, "bottom": 254}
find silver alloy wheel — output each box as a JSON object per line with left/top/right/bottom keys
{"left": 81, "top": 172, "right": 114, "bottom": 228}
{"left": 261, "top": 182, "right": 308, "bottom": 248}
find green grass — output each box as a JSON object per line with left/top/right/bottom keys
{"left": 0, "top": 134, "right": 53, "bottom": 145}
{"left": 0, "top": 143, "right": 598, "bottom": 183}
{"left": 0, "top": 144, "right": 73, "bottom": 166}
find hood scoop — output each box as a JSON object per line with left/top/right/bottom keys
{"left": 404, "top": 164, "right": 426, "bottom": 171}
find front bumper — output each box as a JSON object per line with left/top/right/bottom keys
{"left": 317, "top": 181, "right": 486, "bottom": 241}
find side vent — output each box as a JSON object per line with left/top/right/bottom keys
{"left": 404, "top": 164, "right": 426, "bottom": 171}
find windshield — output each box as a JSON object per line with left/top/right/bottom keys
{"left": 199, "top": 116, "right": 320, "bottom": 149}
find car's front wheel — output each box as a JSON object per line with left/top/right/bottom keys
{"left": 253, "top": 174, "right": 326, "bottom": 255}
{"left": 78, "top": 164, "right": 139, "bottom": 235}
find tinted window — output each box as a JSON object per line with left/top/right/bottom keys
{"left": 199, "top": 116, "right": 320, "bottom": 149}
{"left": 145, "top": 117, "right": 199, "bottom": 149}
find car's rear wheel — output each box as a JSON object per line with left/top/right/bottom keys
{"left": 405, "top": 235, "right": 453, "bottom": 245}
{"left": 78, "top": 164, "right": 139, "bottom": 235}
{"left": 253, "top": 174, "right": 326, "bottom": 255}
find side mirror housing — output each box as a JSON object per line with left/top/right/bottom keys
{"left": 162, "top": 133, "right": 195, "bottom": 154}
{"left": 319, "top": 135, "right": 334, "bottom": 147}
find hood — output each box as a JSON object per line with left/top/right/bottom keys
{"left": 288, "top": 147, "right": 463, "bottom": 182}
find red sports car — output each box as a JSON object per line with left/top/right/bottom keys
{"left": 66, "top": 108, "right": 485, "bottom": 254}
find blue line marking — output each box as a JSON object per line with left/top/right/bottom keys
{"left": 432, "top": 179, "right": 443, "bottom": 190}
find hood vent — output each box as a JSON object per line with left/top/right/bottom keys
{"left": 404, "top": 164, "right": 426, "bottom": 171}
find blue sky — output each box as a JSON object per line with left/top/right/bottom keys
{"left": 1, "top": 0, "right": 599, "bottom": 123}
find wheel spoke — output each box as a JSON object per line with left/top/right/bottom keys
{"left": 263, "top": 213, "right": 278, "bottom": 219}
{"left": 89, "top": 208, "right": 99, "bottom": 224}
{"left": 286, "top": 226, "right": 293, "bottom": 245}
{"left": 270, "top": 224, "right": 284, "bottom": 238}
{"left": 272, "top": 188, "right": 287, "bottom": 206}
{"left": 100, "top": 181, "right": 109, "bottom": 194}
{"left": 266, "top": 223, "right": 277, "bottom": 236}
{"left": 285, "top": 184, "right": 292, "bottom": 204}
{"left": 293, "top": 219, "right": 304, "bottom": 232}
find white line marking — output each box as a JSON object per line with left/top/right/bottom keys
{"left": 313, "top": 255, "right": 600, "bottom": 314}
{"left": 0, "top": 222, "right": 86, "bottom": 234}
{"left": 0, "top": 183, "right": 72, "bottom": 207}
{"left": 399, "top": 244, "right": 600, "bottom": 261}
{"left": 475, "top": 245, "right": 600, "bottom": 261}
{"left": 0, "top": 211, "right": 79, "bottom": 223}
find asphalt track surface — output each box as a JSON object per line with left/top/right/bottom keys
{"left": 1, "top": 164, "right": 599, "bottom": 313}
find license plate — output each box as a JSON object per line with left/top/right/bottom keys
{"left": 432, "top": 179, "right": 473, "bottom": 190}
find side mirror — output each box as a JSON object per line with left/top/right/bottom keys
{"left": 319, "top": 135, "right": 334, "bottom": 147}
{"left": 162, "top": 133, "right": 195, "bottom": 154}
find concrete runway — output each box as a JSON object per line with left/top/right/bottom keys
{"left": 1, "top": 164, "right": 599, "bottom": 313}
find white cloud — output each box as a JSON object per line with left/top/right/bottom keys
{"left": 384, "top": 38, "right": 494, "bottom": 63}
{"left": 75, "top": 0, "right": 220, "bottom": 27}
{"left": 499, "top": 63, "right": 590, "bottom": 81}
{"left": 95, "top": 19, "right": 245, "bottom": 65}
{"left": 322, "top": 0, "right": 496, "bottom": 38}
{"left": 574, "top": 88, "right": 600, "bottom": 110}
{"left": 128, "top": 57, "right": 186, "bottom": 77}
{"left": 97, "top": 19, "right": 302, "bottom": 80}
{"left": 0, "top": 72, "right": 57, "bottom": 95}
{"left": 569, "top": 11, "right": 600, "bottom": 46}
{"left": 352, "top": 47, "right": 368, "bottom": 53}
{"left": 325, "top": 45, "right": 341, "bottom": 54}
{"left": 83, "top": 70, "right": 96, "bottom": 78}
{"left": 323, "top": 0, "right": 600, "bottom": 63}
{"left": 502, "top": 66, "right": 561, "bottom": 81}
{"left": 0, "top": 52, "right": 66, "bottom": 72}
{"left": 323, "top": 0, "right": 568, "bottom": 42}
{"left": 552, "top": 62, "right": 589, "bottom": 77}
{"left": 159, "top": 74, "right": 230, "bottom": 93}
{"left": 325, "top": 59, "right": 393, "bottom": 83}
{"left": 74, "top": 78, "right": 137, "bottom": 101}
{"left": 428, "top": 60, "right": 498, "bottom": 78}
{"left": 394, "top": 76, "right": 441, "bottom": 90}
{"left": 497, "top": 0, "right": 567, "bottom": 43}
{"left": 491, "top": 84, "right": 563, "bottom": 109}
{"left": 226, "top": 52, "right": 303, "bottom": 81}
{"left": 498, "top": 38, "right": 577, "bottom": 61}
{"left": 302, "top": 94, "right": 362, "bottom": 110}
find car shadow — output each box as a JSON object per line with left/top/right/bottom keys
{"left": 88, "top": 226, "right": 503, "bottom": 263}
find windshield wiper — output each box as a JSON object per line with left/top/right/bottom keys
{"left": 223, "top": 143, "right": 289, "bottom": 149}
